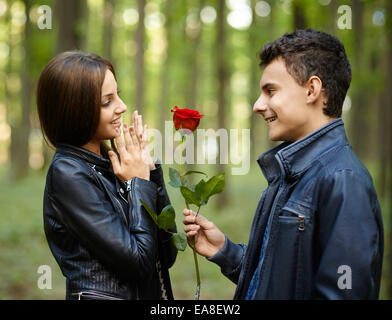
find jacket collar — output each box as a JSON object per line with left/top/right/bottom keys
{"left": 257, "top": 118, "right": 348, "bottom": 182}
{"left": 56, "top": 143, "right": 111, "bottom": 169}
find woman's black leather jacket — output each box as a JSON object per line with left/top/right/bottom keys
{"left": 43, "top": 144, "right": 178, "bottom": 300}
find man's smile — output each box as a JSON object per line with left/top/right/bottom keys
{"left": 265, "top": 116, "right": 278, "bottom": 123}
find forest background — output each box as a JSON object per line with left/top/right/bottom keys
{"left": 0, "top": 0, "right": 391, "bottom": 300}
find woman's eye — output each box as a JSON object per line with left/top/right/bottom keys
{"left": 102, "top": 100, "right": 111, "bottom": 107}
{"left": 267, "top": 89, "right": 275, "bottom": 95}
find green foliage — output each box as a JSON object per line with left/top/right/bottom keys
{"left": 180, "top": 173, "right": 225, "bottom": 207}
{"left": 140, "top": 199, "right": 186, "bottom": 251}
{"left": 158, "top": 205, "right": 176, "bottom": 230}
{"left": 171, "top": 232, "right": 188, "bottom": 252}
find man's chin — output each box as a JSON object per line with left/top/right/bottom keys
{"left": 268, "top": 131, "right": 281, "bottom": 142}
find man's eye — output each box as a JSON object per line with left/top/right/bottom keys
{"left": 267, "top": 89, "right": 275, "bottom": 95}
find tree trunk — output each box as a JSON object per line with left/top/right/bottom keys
{"left": 329, "top": 0, "right": 338, "bottom": 35}
{"left": 135, "top": 0, "right": 146, "bottom": 115}
{"left": 385, "top": 0, "right": 392, "bottom": 301}
{"left": 158, "top": 0, "right": 173, "bottom": 133}
{"left": 249, "top": 0, "right": 259, "bottom": 162}
{"left": 187, "top": 0, "right": 204, "bottom": 108}
{"left": 292, "top": 0, "right": 306, "bottom": 30}
{"left": 216, "top": 0, "right": 229, "bottom": 209}
{"left": 56, "top": 0, "right": 87, "bottom": 52}
{"left": 102, "top": 0, "right": 115, "bottom": 60}
{"left": 350, "top": 0, "right": 367, "bottom": 160}
{"left": 8, "top": 0, "right": 33, "bottom": 181}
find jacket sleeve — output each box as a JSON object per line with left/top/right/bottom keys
{"left": 149, "top": 163, "right": 178, "bottom": 269}
{"left": 48, "top": 158, "right": 158, "bottom": 281}
{"left": 313, "top": 169, "right": 383, "bottom": 299}
{"left": 208, "top": 235, "right": 247, "bottom": 284}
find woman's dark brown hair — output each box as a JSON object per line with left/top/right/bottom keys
{"left": 37, "top": 51, "right": 117, "bottom": 157}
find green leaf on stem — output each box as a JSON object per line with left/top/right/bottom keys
{"left": 157, "top": 205, "right": 176, "bottom": 230}
{"left": 172, "top": 232, "right": 188, "bottom": 251}
{"left": 168, "top": 167, "right": 182, "bottom": 188}
{"left": 200, "top": 173, "right": 225, "bottom": 204}
{"left": 180, "top": 186, "right": 202, "bottom": 207}
{"left": 184, "top": 170, "right": 207, "bottom": 178}
{"left": 140, "top": 199, "right": 158, "bottom": 224}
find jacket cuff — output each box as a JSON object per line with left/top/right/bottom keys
{"left": 149, "top": 163, "right": 164, "bottom": 187}
{"left": 207, "top": 235, "right": 245, "bottom": 276}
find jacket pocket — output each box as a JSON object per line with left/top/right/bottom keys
{"left": 267, "top": 206, "right": 309, "bottom": 299}
{"left": 71, "top": 289, "right": 125, "bottom": 300}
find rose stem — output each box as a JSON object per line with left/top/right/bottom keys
{"left": 179, "top": 134, "right": 201, "bottom": 300}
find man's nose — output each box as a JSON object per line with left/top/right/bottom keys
{"left": 253, "top": 96, "right": 268, "bottom": 113}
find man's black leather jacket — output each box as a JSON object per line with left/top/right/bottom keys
{"left": 43, "top": 144, "right": 177, "bottom": 300}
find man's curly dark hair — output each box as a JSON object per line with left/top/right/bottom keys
{"left": 259, "top": 29, "right": 352, "bottom": 118}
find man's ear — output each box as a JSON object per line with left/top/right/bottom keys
{"left": 306, "top": 76, "right": 326, "bottom": 105}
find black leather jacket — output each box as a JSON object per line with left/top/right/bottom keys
{"left": 43, "top": 144, "right": 177, "bottom": 300}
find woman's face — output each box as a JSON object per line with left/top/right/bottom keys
{"left": 92, "top": 69, "right": 127, "bottom": 142}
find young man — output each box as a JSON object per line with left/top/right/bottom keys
{"left": 183, "top": 29, "right": 384, "bottom": 299}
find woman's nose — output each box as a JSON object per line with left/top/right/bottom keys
{"left": 116, "top": 98, "right": 127, "bottom": 114}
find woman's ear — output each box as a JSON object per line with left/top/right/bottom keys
{"left": 306, "top": 76, "right": 325, "bottom": 105}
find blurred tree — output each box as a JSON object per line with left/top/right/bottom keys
{"left": 186, "top": 0, "right": 204, "bottom": 109}
{"left": 386, "top": 0, "right": 392, "bottom": 300}
{"left": 8, "top": 0, "right": 32, "bottom": 181}
{"left": 329, "top": 0, "right": 338, "bottom": 35}
{"left": 350, "top": 0, "right": 367, "bottom": 159}
{"left": 135, "top": 0, "right": 146, "bottom": 115}
{"left": 56, "top": 0, "right": 87, "bottom": 52}
{"left": 158, "top": 0, "right": 173, "bottom": 133}
{"left": 248, "top": 0, "right": 260, "bottom": 162}
{"left": 292, "top": 0, "right": 307, "bottom": 30}
{"left": 216, "top": 0, "right": 229, "bottom": 208}
{"left": 102, "top": 0, "right": 115, "bottom": 61}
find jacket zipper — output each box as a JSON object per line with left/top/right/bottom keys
{"left": 281, "top": 207, "right": 306, "bottom": 232}
{"left": 128, "top": 179, "right": 136, "bottom": 223}
{"left": 298, "top": 214, "right": 305, "bottom": 231}
{"left": 249, "top": 154, "right": 287, "bottom": 299}
{"left": 113, "top": 195, "right": 129, "bottom": 228}
{"left": 127, "top": 179, "right": 139, "bottom": 300}
{"left": 89, "top": 164, "right": 129, "bottom": 227}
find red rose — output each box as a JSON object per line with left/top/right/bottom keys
{"left": 171, "top": 106, "right": 204, "bottom": 132}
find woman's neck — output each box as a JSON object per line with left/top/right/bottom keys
{"left": 82, "top": 141, "right": 101, "bottom": 156}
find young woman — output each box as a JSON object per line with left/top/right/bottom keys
{"left": 37, "top": 51, "right": 177, "bottom": 300}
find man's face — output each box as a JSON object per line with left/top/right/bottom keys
{"left": 253, "top": 58, "right": 316, "bottom": 142}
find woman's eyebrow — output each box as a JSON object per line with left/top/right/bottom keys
{"left": 102, "top": 93, "right": 114, "bottom": 98}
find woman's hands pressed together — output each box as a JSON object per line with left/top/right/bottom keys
{"left": 108, "top": 110, "right": 151, "bottom": 181}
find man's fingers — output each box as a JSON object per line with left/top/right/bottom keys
{"left": 184, "top": 224, "right": 200, "bottom": 233}
{"left": 183, "top": 209, "right": 196, "bottom": 216}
